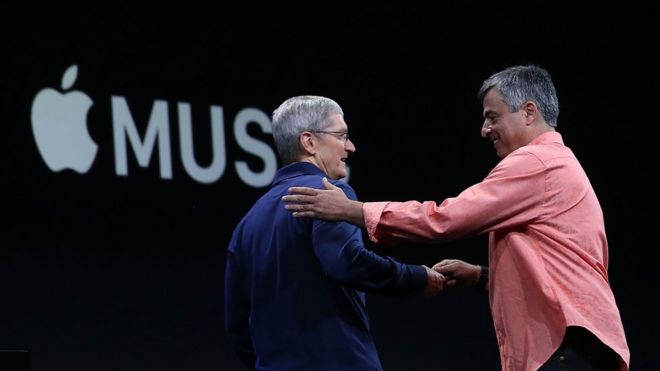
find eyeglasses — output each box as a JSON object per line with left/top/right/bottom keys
{"left": 311, "top": 130, "right": 350, "bottom": 143}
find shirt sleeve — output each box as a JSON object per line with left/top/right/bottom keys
{"left": 364, "top": 150, "right": 549, "bottom": 245}
{"left": 311, "top": 181, "right": 428, "bottom": 295}
{"left": 224, "top": 228, "right": 256, "bottom": 368}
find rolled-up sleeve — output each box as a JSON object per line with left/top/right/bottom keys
{"left": 363, "top": 150, "right": 548, "bottom": 246}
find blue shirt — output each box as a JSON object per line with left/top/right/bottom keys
{"left": 225, "top": 162, "right": 427, "bottom": 370}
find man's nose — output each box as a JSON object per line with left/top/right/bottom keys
{"left": 481, "top": 122, "right": 491, "bottom": 138}
{"left": 345, "top": 138, "right": 356, "bottom": 153}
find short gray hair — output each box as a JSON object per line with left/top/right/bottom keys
{"left": 271, "top": 95, "right": 344, "bottom": 164}
{"left": 478, "top": 65, "right": 559, "bottom": 127}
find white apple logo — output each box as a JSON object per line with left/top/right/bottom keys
{"left": 31, "top": 65, "right": 97, "bottom": 173}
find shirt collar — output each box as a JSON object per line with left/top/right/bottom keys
{"left": 529, "top": 131, "right": 564, "bottom": 146}
{"left": 271, "top": 162, "right": 326, "bottom": 187}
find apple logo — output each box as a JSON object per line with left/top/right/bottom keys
{"left": 31, "top": 65, "right": 97, "bottom": 173}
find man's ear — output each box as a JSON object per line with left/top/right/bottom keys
{"left": 522, "top": 101, "right": 539, "bottom": 125}
{"left": 299, "top": 131, "right": 317, "bottom": 155}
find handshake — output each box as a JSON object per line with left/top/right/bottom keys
{"left": 422, "top": 259, "right": 486, "bottom": 298}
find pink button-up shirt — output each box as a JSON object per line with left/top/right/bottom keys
{"left": 363, "top": 132, "right": 629, "bottom": 371}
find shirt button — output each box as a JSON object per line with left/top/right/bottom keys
{"left": 559, "top": 355, "right": 565, "bottom": 361}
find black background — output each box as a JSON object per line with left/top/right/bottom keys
{"left": 2, "top": 3, "right": 657, "bottom": 370}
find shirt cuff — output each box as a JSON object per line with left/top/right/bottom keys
{"left": 364, "top": 202, "right": 389, "bottom": 244}
{"left": 410, "top": 264, "right": 429, "bottom": 291}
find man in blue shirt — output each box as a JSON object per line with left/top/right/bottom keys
{"left": 225, "top": 95, "right": 446, "bottom": 370}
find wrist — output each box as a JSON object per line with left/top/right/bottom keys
{"left": 476, "top": 266, "right": 489, "bottom": 289}
{"left": 350, "top": 201, "right": 366, "bottom": 228}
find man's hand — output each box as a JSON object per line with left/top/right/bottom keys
{"left": 432, "top": 259, "right": 482, "bottom": 289}
{"left": 422, "top": 265, "right": 446, "bottom": 298}
{"left": 282, "top": 177, "right": 365, "bottom": 227}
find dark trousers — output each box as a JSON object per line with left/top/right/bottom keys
{"left": 538, "top": 327, "right": 620, "bottom": 371}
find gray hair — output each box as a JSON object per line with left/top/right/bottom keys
{"left": 271, "top": 95, "right": 344, "bottom": 164}
{"left": 478, "top": 65, "right": 559, "bottom": 127}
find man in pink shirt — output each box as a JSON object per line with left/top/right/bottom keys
{"left": 282, "top": 65, "right": 630, "bottom": 371}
